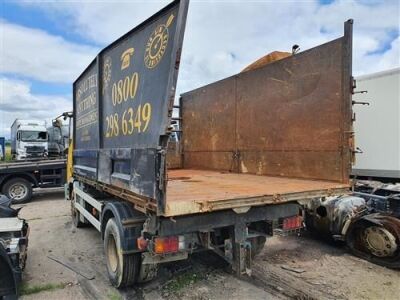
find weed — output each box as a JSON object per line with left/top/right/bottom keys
{"left": 5, "top": 145, "right": 12, "bottom": 162}
{"left": 108, "top": 290, "right": 122, "bottom": 300}
{"left": 164, "top": 271, "right": 203, "bottom": 293}
{"left": 20, "top": 282, "right": 66, "bottom": 295}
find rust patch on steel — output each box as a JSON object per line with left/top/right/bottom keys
{"left": 181, "top": 36, "right": 352, "bottom": 184}
{"left": 75, "top": 174, "right": 157, "bottom": 213}
{"left": 168, "top": 176, "right": 191, "bottom": 181}
{"left": 166, "top": 141, "right": 182, "bottom": 169}
{"left": 165, "top": 169, "right": 349, "bottom": 216}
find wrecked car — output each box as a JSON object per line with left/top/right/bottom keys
{"left": 0, "top": 194, "right": 29, "bottom": 298}
{"left": 305, "top": 193, "right": 400, "bottom": 269}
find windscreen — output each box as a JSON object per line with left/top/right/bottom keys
{"left": 21, "top": 131, "right": 48, "bottom": 142}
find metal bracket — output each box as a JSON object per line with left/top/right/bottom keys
{"left": 353, "top": 90, "right": 367, "bottom": 95}
{"left": 232, "top": 223, "right": 252, "bottom": 276}
{"left": 353, "top": 147, "right": 363, "bottom": 154}
{"left": 157, "top": 149, "right": 166, "bottom": 191}
{"left": 141, "top": 251, "right": 188, "bottom": 265}
{"left": 352, "top": 100, "right": 370, "bottom": 106}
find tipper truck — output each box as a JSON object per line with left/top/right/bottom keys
{"left": 67, "top": 0, "right": 355, "bottom": 287}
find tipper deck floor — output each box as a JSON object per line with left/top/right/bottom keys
{"left": 165, "top": 169, "right": 349, "bottom": 216}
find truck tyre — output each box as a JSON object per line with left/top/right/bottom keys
{"left": 72, "top": 208, "right": 85, "bottom": 228}
{"left": 71, "top": 193, "right": 85, "bottom": 228}
{"left": 250, "top": 236, "right": 266, "bottom": 258}
{"left": 2, "top": 178, "right": 32, "bottom": 204}
{"left": 104, "top": 218, "right": 140, "bottom": 288}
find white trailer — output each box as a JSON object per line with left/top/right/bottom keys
{"left": 352, "top": 68, "right": 400, "bottom": 180}
{"left": 10, "top": 119, "right": 48, "bottom": 160}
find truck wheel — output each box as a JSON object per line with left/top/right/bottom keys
{"left": 250, "top": 236, "right": 266, "bottom": 258}
{"left": 2, "top": 178, "right": 32, "bottom": 204}
{"left": 71, "top": 193, "right": 85, "bottom": 228}
{"left": 72, "top": 208, "right": 85, "bottom": 228}
{"left": 104, "top": 218, "right": 140, "bottom": 288}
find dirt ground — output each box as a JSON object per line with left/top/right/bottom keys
{"left": 16, "top": 188, "right": 400, "bottom": 300}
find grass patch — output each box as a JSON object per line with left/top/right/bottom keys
{"left": 108, "top": 290, "right": 122, "bottom": 300}
{"left": 5, "top": 145, "right": 12, "bottom": 162}
{"left": 0, "top": 145, "right": 12, "bottom": 163}
{"left": 20, "top": 282, "right": 66, "bottom": 296}
{"left": 164, "top": 271, "right": 203, "bottom": 293}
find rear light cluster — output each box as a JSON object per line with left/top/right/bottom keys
{"left": 155, "top": 236, "right": 179, "bottom": 254}
{"left": 137, "top": 235, "right": 185, "bottom": 254}
{"left": 282, "top": 215, "right": 303, "bottom": 230}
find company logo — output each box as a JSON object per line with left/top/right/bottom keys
{"left": 102, "top": 56, "right": 112, "bottom": 94}
{"left": 144, "top": 14, "right": 174, "bottom": 69}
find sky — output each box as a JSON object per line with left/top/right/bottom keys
{"left": 0, "top": 0, "right": 399, "bottom": 138}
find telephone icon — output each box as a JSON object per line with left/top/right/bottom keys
{"left": 121, "top": 48, "right": 135, "bottom": 70}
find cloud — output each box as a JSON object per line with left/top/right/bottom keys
{"left": 0, "top": 77, "right": 72, "bottom": 138}
{"left": 19, "top": 0, "right": 399, "bottom": 94}
{"left": 0, "top": 20, "right": 98, "bottom": 83}
{"left": 1, "top": 0, "right": 398, "bottom": 131}
{"left": 355, "top": 35, "right": 400, "bottom": 75}
{"left": 16, "top": 1, "right": 167, "bottom": 46}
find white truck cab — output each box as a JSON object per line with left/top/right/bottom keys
{"left": 11, "top": 120, "right": 48, "bottom": 160}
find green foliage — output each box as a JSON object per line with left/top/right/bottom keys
{"left": 1, "top": 145, "right": 12, "bottom": 162}
{"left": 107, "top": 290, "right": 122, "bottom": 300}
{"left": 20, "top": 282, "right": 66, "bottom": 295}
{"left": 164, "top": 271, "right": 203, "bottom": 293}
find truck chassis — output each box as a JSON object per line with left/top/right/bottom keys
{"left": 69, "top": 180, "right": 306, "bottom": 286}
{"left": 68, "top": 0, "right": 354, "bottom": 287}
{"left": 0, "top": 159, "right": 66, "bottom": 203}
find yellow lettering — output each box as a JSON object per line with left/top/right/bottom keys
{"left": 117, "top": 81, "right": 123, "bottom": 104}
{"left": 123, "top": 76, "right": 129, "bottom": 101}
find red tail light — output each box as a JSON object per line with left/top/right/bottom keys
{"left": 283, "top": 215, "right": 303, "bottom": 230}
{"left": 154, "top": 236, "right": 179, "bottom": 254}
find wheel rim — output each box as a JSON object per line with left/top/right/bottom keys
{"left": 9, "top": 183, "right": 28, "bottom": 200}
{"left": 363, "top": 225, "right": 397, "bottom": 257}
{"left": 107, "top": 234, "right": 119, "bottom": 273}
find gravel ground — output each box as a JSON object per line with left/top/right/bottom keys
{"left": 15, "top": 188, "right": 400, "bottom": 300}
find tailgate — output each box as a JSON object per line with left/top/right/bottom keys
{"left": 72, "top": 0, "right": 189, "bottom": 213}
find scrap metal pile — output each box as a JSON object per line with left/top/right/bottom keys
{"left": 305, "top": 181, "right": 400, "bottom": 269}
{"left": 0, "top": 195, "right": 29, "bottom": 298}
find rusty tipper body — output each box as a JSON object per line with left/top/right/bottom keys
{"left": 67, "top": 0, "right": 354, "bottom": 288}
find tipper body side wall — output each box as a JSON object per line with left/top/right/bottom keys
{"left": 181, "top": 21, "right": 354, "bottom": 184}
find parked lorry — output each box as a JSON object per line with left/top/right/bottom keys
{"left": 67, "top": 0, "right": 355, "bottom": 288}
{"left": 1, "top": 114, "right": 72, "bottom": 203}
{"left": 352, "top": 68, "right": 400, "bottom": 182}
{"left": 11, "top": 119, "right": 48, "bottom": 160}
{"left": 0, "top": 159, "right": 66, "bottom": 203}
